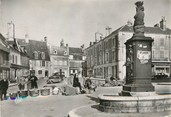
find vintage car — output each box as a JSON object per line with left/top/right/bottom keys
{"left": 46, "top": 72, "right": 64, "bottom": 84}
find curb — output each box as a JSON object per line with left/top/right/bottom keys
{"left": 67, "top": 104, "right": 97, "bottom": 117}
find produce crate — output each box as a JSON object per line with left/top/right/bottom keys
{"left": 29, "top": 89, "right": 39, "bottom": 97}
{"left": 40, "top": 88, "right": 50, "bottom": 96}
{"left": 18, "top": 90, "right": 28, "bottom": 98}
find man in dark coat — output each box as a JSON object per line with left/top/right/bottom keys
{"left": 0, "top": 78, "right": 9, "bottom": 100}
{"left": 73, "top": 74, "right": 82, "bottom": 91}
{"left": 30, "top": 73, "right": 38, "bottom": 89}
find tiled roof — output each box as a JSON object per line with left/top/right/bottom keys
{"left": 17, "top": 38, "right": 27, "bottom": 46}
{"left": 69, "top": 47, "right": 83, "bottom": 55}
{"left": 50, "top": 46, "right": 68, "bottom": 56}
{"left": 0, "top": 33, "right": 8, "bottom": 47}
{"left": 26, "top": 40, "right": 50, "bottom": 61}
{"left": 120, "top": 25, "right": 171, "bottom": 34}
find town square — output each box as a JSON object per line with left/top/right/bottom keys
{"left": 0, "top": 0, "right": 171, "bottom": 117}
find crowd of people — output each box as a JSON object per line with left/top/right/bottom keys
{"left": 0, "top": 73, "right": 38, "bottom": 101}
{"left": 68, "top": 74, "right": 96, "bottom": 94}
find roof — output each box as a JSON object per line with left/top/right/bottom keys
{"left": 69, "top": 47, "right": 83, "bottom": 55}
{"left": 85, "top": 25, "right": 171, "bottom": 50}
{"left": 50, "top": 46, "right": 68, "bottom": 56}
{"left": 26, "top": 40, "right": 50, "bottom": 61}
{"left": 17, "top": 38, "right": 27, "bottom": 46}
{"left": 120, "top": 25, "right": 171, "bottom": 35}
{"left": 0, "top": 33, "right": 9, "bottom": 47}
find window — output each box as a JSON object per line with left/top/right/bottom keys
{"left": 15, "top": 56, "right": 17, "bottom": 64}
{"left": 160, "top": 51, "right": 164, "bottom": 58}
{"left": 46, "top": 61, "right": 48, "bottom": 67}
{"left": 106, "top": 52, "right": 109, "bottom": 61}
{"left": 160, "top": 38, "right": 164, "bottom": 46}
{"left": 12, "top": 55, "right": 15, "bottom": 63}
{"left": 69, "top": 55, "right": 73, "bottom": 59}
{"left": 42, "top": 61, "right": 45, "bottom": 67}
{"left": 113, "top": 38, "right": 115, "bottom": 46}
{"left": 64, "top": 61, "right": 67, "bottom": 66}
{"left": 54, "top": 50, "right": 57, "bottom": 54}
{"left": 38, "top": 70, "right": 42, "bottom": 74}
{"left": 40, "top": 61, "right": 42, "bottom": 67}
{"left": 64, "top": 51, "right": 67, "bottom": 55}
{"left": 41, "top": 52, "right": 45, "bottom": 59}
{"left": 34, "top": 51, "right": 38, "bottom": 59}
{"left": 59, "top": 60, "right": 62, "bottom": 65}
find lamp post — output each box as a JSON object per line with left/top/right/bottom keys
{"left": 7, "top": 21, "right": 15, "bottom": 39}
{"left": 95, "top": 32, "right": 103, "bottom": 42}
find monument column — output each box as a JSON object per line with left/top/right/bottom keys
{"left": 122, "top": 1, "right": 155, "bottom": 96}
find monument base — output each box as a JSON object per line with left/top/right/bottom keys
{"left": 121, "top": 83, "right": 155, "bottom": 96}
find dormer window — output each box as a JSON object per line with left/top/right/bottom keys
{"left": 54, "top": 50, "right": 57, "bottom": 54}
{"left": 34, "top": 51, "right": 38, "bottom": 59}
{"left": 64, "top": 51, "right": 67, "bottom": 55}
{"left": 41, "top": 52, "right": 45, "bottom": 59}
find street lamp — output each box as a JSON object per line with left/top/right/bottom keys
{"left": 95, "top": 32, "right": 103, "bottom": 42}
{"left": 7, "top": 21, "right": 15, "bottom": 39}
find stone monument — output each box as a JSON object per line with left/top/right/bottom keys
{"left": 121, "top": 1, "right": 155, "bottom": 96}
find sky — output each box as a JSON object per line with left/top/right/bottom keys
{"left": 0, "top": 0, "right": 171, "bottom": 48}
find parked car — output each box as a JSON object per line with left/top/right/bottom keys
{"left": 152, "top": 73, "right": 168, "bottom": 80}
{"left": 47, "top": 72, "right": 64, "bottom": 84}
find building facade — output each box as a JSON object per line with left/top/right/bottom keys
{"left": 0, "top": 34, "right": 10, "bottom": 80}
{"left": 85, "top": 18, "right": 171, "bottom": 80}
{"left": 8, "top": 38, "right": 30, "bottom": 82}
{"left": 69, "top": 47, "right": 85, "bottom": 77}
{"left": 49, "top": 45, "right": 69, "bottom": 77}
{"left": 26, "top": 39, "right": 50, "bottom": 78}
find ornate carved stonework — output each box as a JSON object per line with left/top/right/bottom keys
{"left": 133, "top": 1, "right": 145, "bottom": 36}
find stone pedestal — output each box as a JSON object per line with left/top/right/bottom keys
{"left": 122, "top": 36, "right": 155, "bottom": 96}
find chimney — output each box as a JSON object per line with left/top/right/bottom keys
{"left": 60, "top": 39, "right": 64, "bottom": 47}
{"left": 160, "top": 17, "right": 166, "bottom": 31}
{"left": 89, "top": 42, "right": 92, "bottom": 46}
{"left": 25, "top": 34, "right": 29, "bottom": 43}
{"left": 44, "top": 36, "right": 47, "bottom": 42}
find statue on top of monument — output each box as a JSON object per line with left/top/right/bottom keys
{"left": 133, "top": 1, "right": 145, "bottom": 36}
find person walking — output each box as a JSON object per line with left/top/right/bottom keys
{"left": 18, "top": 76, "right": 25, "bottom": 91}
{"left": 73, "top": 74, "right": 82, "bottom": 92}
{"left": 85, "top": 77, "right": 92, "bottom": 93}
{"left": 30, "top": 73, "right": 38, "bottom": 89}
{"left": 0, "top": 78, "right": 9, "bottom": 100}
